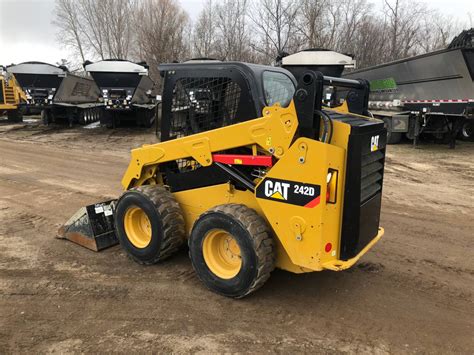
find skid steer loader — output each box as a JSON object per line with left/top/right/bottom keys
{"left": 58, "top": 62, "right": 386, "bottom": 298}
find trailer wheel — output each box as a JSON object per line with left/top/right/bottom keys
{"left": 7, "top": 109, "right": 23, "bottom": 123}
{"left": 387, "top": 131, "right": 402, "bottom": 144}
{"left": 115, "top": 185, "right": 186, "bottom": 265}
{"left": 41, "top": 109, "right": 50, "bottom": 125}
{"left": 78, "top": 110, "right": 85, "bottom": 125}
{"left": 382, "top": 118, "right": 402, "bottom": 144}
{"left": 460, "top": 120, "right": 473, "bottom": 141}
{"left": 189, "top": 204, "right": 275, "bottom": 298}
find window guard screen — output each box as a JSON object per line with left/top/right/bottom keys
{"left": 170, "top": 77, "right": 241, "bottom": 138}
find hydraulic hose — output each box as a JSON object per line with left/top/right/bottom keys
{"left": 315, "top": 109, "right": 333, "bottom": 144}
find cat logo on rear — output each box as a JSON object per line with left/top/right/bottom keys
{"left": 371, "top": 135, "right": 380, "bottom": 152}
{"left": 264, "top": 180, "right": 289, "bottom": 200}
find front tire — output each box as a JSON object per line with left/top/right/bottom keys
{"left": 189, "top": 204, "right": 275, "bottom": 298}
{"left": 115, "top": 186, "right": 185, "bottom": 265}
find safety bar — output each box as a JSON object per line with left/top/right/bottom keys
{"left": 321, "top": 228, "right": 384, "bottom": 271}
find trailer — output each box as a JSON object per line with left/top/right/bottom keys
{"left": 344, "top": 31, "right": 474, "bottom": 147}
{"left": 84, "top": 60, "right": 158, "bottom": 128}
{"left": 279, "top": 48, "right": 356, "bottom": 80}
{"left": 6, "top": 62, "right": 103, "bottom": 126}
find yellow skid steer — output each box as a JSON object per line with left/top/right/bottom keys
{"left": 0, "top": 69, "right": 27, "bottom": 122}
{"left": 58, "top": 62, "right": 386, "bottom": 298}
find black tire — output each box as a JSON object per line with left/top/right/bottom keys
{"left": 189, "top": 204, "right": 275, "bottom": 298}
{"left": 41, "top": 109, "right": 49, "bottom": 125}
{"left": 383, "top": 118, "right": 402, "bottom": 144}
{"left": 136, "top": 109, "right": 153, "bottom": 128}
{"left": 115, "top": 185, "right": 186, "bottom": 265}
{"left": 459, "top": 120, "right": 473, "bottom": 141}
{"left": 78, "top": 110, "right": 86, "bottom": 125}
{"left": 387, "top": 131, "right": 402, "bottom": 144}
{"left": 7, "top": 109, "right": 23, "bottom": 123}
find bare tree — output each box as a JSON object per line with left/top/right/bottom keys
{"left": 350, "top": 16, "right": 389, "bottom": 68}
{"left": 80, "top": 0, "right": 133, "bottom": 59}
{"left": 383, "top": 0, "right": 426, "bottom": 59}
{"left": 337, "top": 0, "right": 372, "bottom": 52}
{"left": 214, "top": 0, "right": 251, "bottom": 60}
{"left": 54, "top": 0, "right": 134, "bottom": 61}
{"left": 193, "top": 0, "right": 217, "bottom": 58}
{"left": 296, "top": 0, "right": 328, "bottom": 48}
{"left": 53, "top": 0, "right": 86, "bottom": 63}
{"left": 54, "top": 0, "right": 466, "bottom": 73}
{"left": 418, "top": 12, "right": 460, "bottom": 53}
{"left": 249, "top": 0, "right": 301, "bottom": 63}
{"left": 134, "top": 0, "right": 190, "bottom": 80}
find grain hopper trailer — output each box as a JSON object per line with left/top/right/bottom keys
{"left": 84, "top": 59, "right": 158, "bottom": 128}
{"left": 279, "top": 49, "right": 356, "bottom": 80}
{"left": 6, "top": 62, "right": 103, "bottom": 126}
{"left": 278, "top": 49, "right": 368, "bottom": 113}
{"left": 0, "top": 67, "right": 27, "bottom": 122}
{"left": 58, "top": 61, "right": 386, "bottom": 298}
{"left": 344, "top": 29, "right": 474, "bottom": 147}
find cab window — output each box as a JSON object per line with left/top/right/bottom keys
{"left": 263, "top": 71, "right": 295, "bottom": 108}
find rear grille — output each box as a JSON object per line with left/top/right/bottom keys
{"left": 333, "top": 110, "right": 387, "bottom": 260}
{"left": 360, "top": 150, "right": 384, "bottom": 203}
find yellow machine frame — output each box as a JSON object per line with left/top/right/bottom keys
{"left": 0, "top": 74, "right": 26, "bottom": 111}
{"left": 121, "top": 101, "right": 383, "bottom": 274}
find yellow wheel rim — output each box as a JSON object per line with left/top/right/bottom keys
{"left": 202, "top": 229, "right": 242, "bottom": 279}
{"left": 124, "top": 207, "right": 152, "bottom": 248}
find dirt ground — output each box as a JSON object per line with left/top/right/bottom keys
{"left": 0, "top": 116, "right": 473, "bottom": 354}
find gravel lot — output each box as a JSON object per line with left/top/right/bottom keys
{"left": 0, "top": 117, "right": 473, "bottom": 353}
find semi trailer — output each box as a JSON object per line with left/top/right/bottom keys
{"left": 84, "top": 60, "right": 158, "bottom": 128}
{"left": 6, "top": 62, "right": 103, "bottom": 126}
{"left": 344, "top": 29, "right": 474, "bottom": 147}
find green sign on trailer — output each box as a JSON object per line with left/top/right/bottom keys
{"left": 369, "top": 77, "right": 397, "bottom": 92}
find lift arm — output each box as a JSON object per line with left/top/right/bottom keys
{"left": 121, "top": 102, "right": 299, "bottom": 190}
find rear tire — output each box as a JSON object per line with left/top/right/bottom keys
{"left": 115, "top": 185, "right": 185, "bottom": 265}
{"left": 189, "top": 204, "right": 275, "bottom": 298}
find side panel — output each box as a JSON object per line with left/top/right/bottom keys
{"left": 54, "top": 74, "right": 101, "bottom": 104}
{"left": 255, "top": 138, "right": 346, "bottom": 271}
{"left": 345, "top": 48, "right": 474, "bottom": 102}
{"left": 132, "top": 76, "right": 154, "bottom": 104}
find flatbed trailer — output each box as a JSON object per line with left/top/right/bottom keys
{"left": 344, "top": 35, "right": 474, "bottom": 147}
{"left": 84, "top": 60, "right": 158, "bottom": 128}
{"left": 6, "top": 62, "right": 103, "bottom": 126}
